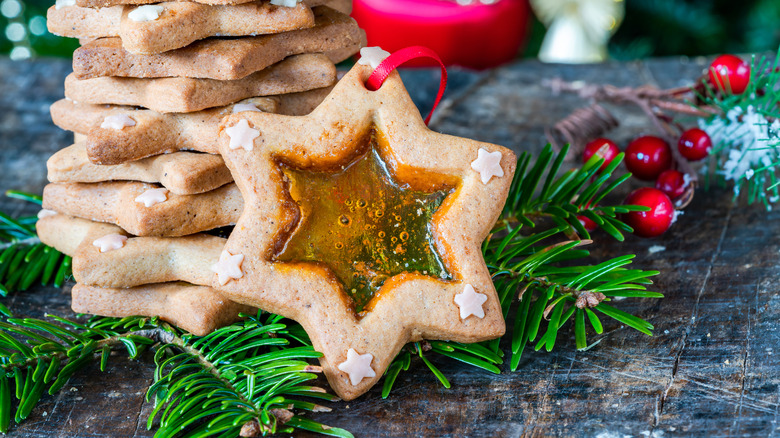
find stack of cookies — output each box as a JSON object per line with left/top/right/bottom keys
{"left": 37, "top": 0, "right": 364, "bottom": 335}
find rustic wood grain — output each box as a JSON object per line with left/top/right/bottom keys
{"left": 0, "top": 56, "right": 777, "bottom": 437}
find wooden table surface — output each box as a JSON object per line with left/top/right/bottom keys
{"left": 0, "top": 56, "right": 778, "bottom": 437}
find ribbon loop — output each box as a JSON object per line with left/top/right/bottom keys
{"left": 365, "top": 46, "right": 448, "bottom": 126}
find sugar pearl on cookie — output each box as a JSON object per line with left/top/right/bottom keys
{"left": 225, "top": 119, "right": 260, "bottom": 151}
{"left": 270, "top": 0, "right": 301, "bottom": 6}
{"left": 101, "top": 114, "right": 136, "bottom": 130}
{"left": 471, "top": 148, "right": 504, "bottom": 184}
{"left": 358, "top": 47, "right": 391, "bottom": 69}
{"left": 211, "top": 250, "right": 244, "bottom": 286}
{"left": 93, "top": 234, "right": 127, "bottom": 253}
{"left": 454, "top": 284, "right": 487, "bottom": 319}
{"left": 37, "top": 209, "right": 57, "bottom": 219}
{"left": 232, "top": 103, "right": 262, "bottom": 114}
{"left": 135, "top": 188, "right": 168, "bottom": 207}
{"left": 337, "top": 348, "right": 376, "bottom": 386}
{"left": 55, "top": 0, "right": 75, "bottom": 10}
{"left": 128, "top": 5, "right": 165, "bottom": 22}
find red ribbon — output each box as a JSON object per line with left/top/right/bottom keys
{"left": 365, "top": 46, "right": 448, "bottom": 126}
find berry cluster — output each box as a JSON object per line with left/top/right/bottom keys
{"left": 579, "top": 128, "right": 713, "bottom": 238}
{"left": 576, "top": 54, "right": 751, "bottom": 239}
{"left": 571, "top": 54, "right": 750, "bottom": 239}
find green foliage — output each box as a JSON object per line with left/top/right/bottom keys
{"left": 0, "top": 313, "right": 349, "bottom": 436}
{"left": 610, "top": 0, "right": 780, "bottom": 60}
{"left": 610, "top": 0, "right": 723, "bottom": 59}
{"left": 0, "top": 314, "right": 158, "bottom": 432}
{"left": 0, "top": 0, "right": 79, "bottom": 59}
{"left": 485, "top": 145, "right": 660, "bottom": 370}
{"left": 0, "top": 191, "right": 71, "bottom": 306}
{"left": 148, "top": 312, "right": 351, "bottom": 438}
{"left": 381, "top": 341, "right": 503, "bottom": 399}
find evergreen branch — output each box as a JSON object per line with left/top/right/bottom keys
{"left": 0, "top": 191, "right": 72, "bottom": 296}
{"left": 148, "top": 312, "right": 350, "bottom": 438}
{"left": 487, "top": 146, "right": 660, "bottom": 368}
{"left": 0, "top": 315, "right": 158, "bottom": 431}
{"left": 492, "top": 144, "right": 645, "bottom": 242}
{"left": 0, "top": 312, "right": 347, "bottom": 436}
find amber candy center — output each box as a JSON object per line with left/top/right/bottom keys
{"left": 273, "top": 132, "right": 452, "bottom": 312}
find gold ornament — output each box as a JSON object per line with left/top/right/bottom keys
{"left": 531, "top": 0, "right": 625, "bottom": 63}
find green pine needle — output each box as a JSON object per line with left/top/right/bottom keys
{"left": 0, "top": 313, "right": 344, "bottom": 436}
{"left": 0, "top": 315, "right": 159, "bottom": 431}
{"left": 0, "top": 191, "right": 71, "bottom": 296}
{"left": 148, "top": 312, "right": 343, "bottom": 437}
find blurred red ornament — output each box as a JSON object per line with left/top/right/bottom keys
{"left": 351, "top": 0, "right": 530, "bottom": 69}
{"left": 708, "top": 54, "right": 751, "bottom": 95}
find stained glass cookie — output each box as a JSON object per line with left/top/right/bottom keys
{"left": 213, "top": 62, "right": 517, "bottom": 400}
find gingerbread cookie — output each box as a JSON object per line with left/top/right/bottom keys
{"left": 65, "top": 54, "right": 337, "bottom": 113}
{"left": 43, "top": 182, "right": 242, "bottom": 236}
{"left": 50, "top": 89, "right": 330, "bottom": 164}
{"left": 51, "top": 97, "right": 277, "bottom": 136}
{"left": 37, "top": 214, "right": 223, "bottom": 288}
{"left": 72, "top": 0, "right": 351, "bottom": 12}
{"left": 72, "top": 282, "right": 253, "bottom": 336}
{"left": 48, "top": 1, "right": 319, "bottom": 55}
{"left": 212, "top": 63, "right": 517, "bottom": 400}
{"left": 38, "top": 215, "right": 250, "bottom": 335}
{"left": 51, "top": 98, "right": 275, "bottom": 163}
{"left": 274, "top": 86, "right": 334, "bottom": 117}
{"left": 48, "top": 144, "right": 233, "bottom": 195}
{"left": 72, "top": 7, "right": 363, "bottom": 80}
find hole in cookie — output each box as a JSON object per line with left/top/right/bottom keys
{"left": 272, "top": 127, "right": 455, "bottom": 314}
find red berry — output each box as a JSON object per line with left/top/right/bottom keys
{"left": 655, "top": 169, "right": 687, "bottom": 199}
{"left": 678, "top": 128, "right": 712, "bottom": 161}
{"left": 577, "top": 215, "right": 597, "bottom": 232}
{"left": 708, "top": 54, "right": 750, "bottom": 95}
{"left": 625, "top": 136, "right": 672, "bottom": 181}
{"left": 622, "top": 187, "right": 674, "bottom": 238}
{"left": 583, "top": 138, "right": 620, "bottom": 172}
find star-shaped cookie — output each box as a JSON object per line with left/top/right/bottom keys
{"left": 216, "top": 63, "right": 516, "bottom": 400}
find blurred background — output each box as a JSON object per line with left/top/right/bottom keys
{"left": 1, "top": 0, "right": 779, "bottom": 65}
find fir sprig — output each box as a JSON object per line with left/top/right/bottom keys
{"left": 0, "top": 313, "right": 349, "bottom": 436}
{"left": 0, "top": 314, "right": 159, "bottom": 431}
{"left": 148, "top": 312, "right": 351, "bottom": 438}
{"left": 486, "top": 144, "right": 660, "bottom": 368}
{"left": 0, "top": 191, "right": 71, "bottom": 301}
